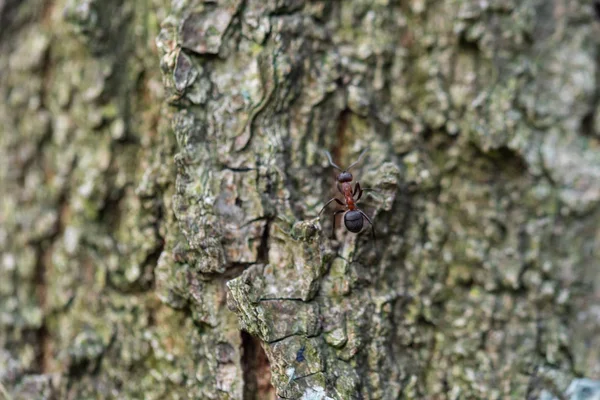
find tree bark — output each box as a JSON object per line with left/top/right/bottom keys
{"left": 1, "top": 0, "right": 600, "bottom": 399}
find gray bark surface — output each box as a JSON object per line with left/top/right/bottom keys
{"left": 1, "top": 0, "right": 599, "bottom": 399}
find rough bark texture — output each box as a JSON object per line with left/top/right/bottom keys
{"left": 1, "top": 0, "right": 600, "bottom": 399}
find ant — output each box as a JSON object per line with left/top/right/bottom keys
{"left": 319, "top": 149, "right": 375, "bottom": 240}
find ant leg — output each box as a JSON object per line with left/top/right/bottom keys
{"left": 353, "top": 182, "right": 363, "bottom": 201}
{"left": 319, "top": 198, "right": 344, "bottom": 216}
{"left": 358, "top": 209, "right": 376, "bottom": 241}
{"left": 332, "top": 210, "right": 345, "bottom": 238}
{"left": 354, "top": 182, "right": 380, "bottom": 203}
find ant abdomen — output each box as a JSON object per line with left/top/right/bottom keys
{"left": 344, "top": 210, "right": 363, "bottom": 233}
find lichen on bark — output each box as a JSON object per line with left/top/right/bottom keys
{"left": 1, "top": 0, "right": 600, "bottom": 399}
{"left": 156, "top": 0, "right": 600, "bottom": 398}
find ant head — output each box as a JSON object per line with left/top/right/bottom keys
{"left": 324, "top": 149, "right": 368, "bottom": 183}
{"left": 337, "top": 171, "right": 353, "bottom": 183}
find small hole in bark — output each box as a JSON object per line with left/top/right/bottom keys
{"left": 241, "top": 331, "right": 275, "bottom": 400}
{"left": 581, "top": 110, "right": 596, "bottom": 137}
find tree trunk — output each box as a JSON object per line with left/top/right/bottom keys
{"left": 1, "top": 0, "right": 600, "bottom": 399}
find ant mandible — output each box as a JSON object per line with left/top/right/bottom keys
{"left": 319, "top": 149, "right": 375, "bottom": 240}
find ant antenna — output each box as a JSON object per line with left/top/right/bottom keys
{"left": 346, "top": 148, "right": 369, "bottom": 171}
{"left": 324, "top": 150, "right": 342, "bottom": 171}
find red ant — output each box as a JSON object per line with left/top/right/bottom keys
{"left": 319, "top": 149, "right": 375, "bottom": 240}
